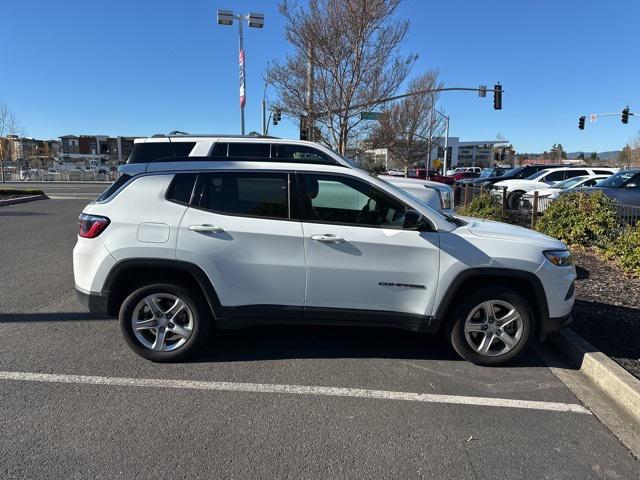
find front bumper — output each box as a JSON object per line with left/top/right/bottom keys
{"left": 540, "top": 313, "right": 573, "bottom": 340}
{"left": 75, "top": 286, "right": 110, "bottom": 316}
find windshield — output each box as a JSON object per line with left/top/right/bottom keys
{"left": 525, "top": 169, "right": 549, "bottom": 180}
{"left": 374, "top": 174, "right": 449, "bottom": 220}
{"left": 503, "top": 167, "right": 523, "bottom": 177}
{"left": 552, "top": 176, "right": 589, "bottom": 189}
{"left": 597, "top": 170, "right": 638, "bottom": 188}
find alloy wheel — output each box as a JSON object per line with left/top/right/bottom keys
{"left": 463, "top": 300, "right": 524, "bottom": 357}
{"left": 131, "top": 293, "right": 194, "bottom": 352}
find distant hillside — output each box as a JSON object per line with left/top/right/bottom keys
{"left": 566, "top": 151, "right": 620, "bottom": 160}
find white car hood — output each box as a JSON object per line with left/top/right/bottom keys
{"left": 461, "top": 217, "right": 566, "bottom": 249}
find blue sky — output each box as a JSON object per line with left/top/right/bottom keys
{"left": 2, "top": 0, "right": 639, "bottom": 153}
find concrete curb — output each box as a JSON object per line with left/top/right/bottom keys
{"left": 0, "top": 194, "right": 48, "bottom": 207}
{"left": 550, "top": 328, "right": 640, "bottom": 424}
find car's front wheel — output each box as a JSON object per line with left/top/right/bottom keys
{"left": 507, "top": 190, "right": 526, "bottom": 209}
{"left": 119, "top": 283, "right": 211, "bottom": 362}
{"left": 447, "top": 287, "right": 534, "bottom": 366}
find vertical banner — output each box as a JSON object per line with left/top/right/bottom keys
{"left": 239, "top": 49, "right": 246, "bottom": 108}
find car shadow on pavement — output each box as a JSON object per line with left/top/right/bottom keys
{"left": 0, "top": 312, "right": 112, "bottom": 322}
{"left": 190, "top": 325, "right": 549, "bottom": 368}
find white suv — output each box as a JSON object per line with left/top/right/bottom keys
{"left": 493, "top": 166, "right": 618, "bottom": 209}
{"left": 73, "top": 135, "right": 576, "bottom": 366}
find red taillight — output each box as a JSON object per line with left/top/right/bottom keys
{"left": 78, "top": 213, "right": 110, "bottom": 238}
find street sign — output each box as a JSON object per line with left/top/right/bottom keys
{"left": 360, "top": 111, "right": 382, "bottom": 121}
{"left": 478, "top": 85, "right": 487, "bottom": 97}
{"left": 590, "top": 114, "right": 597, "bottom": 122}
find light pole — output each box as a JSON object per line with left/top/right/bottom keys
{"left": 217, "top": 10, "right": 264, "bottom": 135}
{"left": 433, "top": 108, "right": 450, "bottom": 174}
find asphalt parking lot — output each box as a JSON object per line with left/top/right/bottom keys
{"left": 0, "top": 185, "right": 638, "bottom": 479}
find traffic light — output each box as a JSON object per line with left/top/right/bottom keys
{"left": 493, "top": 83, "right": 502, "bottom": 110}
{"left": 273, "top": 108, "right": 282, "bottom": 125}
{"left": 622, "top": 106, "right": 630, "bottom": 124}
{"left": 299, "top": 116, "right": 309, "bottom": 141}
{"left": 578, "top": 116, "right": 585, "bottom": 130}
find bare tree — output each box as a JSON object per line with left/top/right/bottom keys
{"left": 267, "top": 0, "right": 417, "bottom": 154}
{"left": 367, "top": 71, "right": 445, "bottom": 173}
{"left": 0, "top": 100, "right": 20, "bottom": 182}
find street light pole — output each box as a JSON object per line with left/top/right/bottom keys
{"left": 262, "top": 82, "right": 268, "bottom": 135}
{"left": 217, "top": 10, "right": 264, "bottom": 136}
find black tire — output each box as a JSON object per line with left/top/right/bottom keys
{"left": 507, "top": 190, "right": 525, "bottom": 210}
{"left": 446, "top": 287, "right": 534, "bottom": 366}
{"left": 119, "top": 283, "right": 212, "bottom": 362}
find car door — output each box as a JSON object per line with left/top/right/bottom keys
{"left": 619, "top": 173, "right": 640, "bottom": 206}
{"left": 176, "top": 170, "right": 306, "bottom": 309}
{"left": 296, "top": 172, "right": 440, "bottom": 317}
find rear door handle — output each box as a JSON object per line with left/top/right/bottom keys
{"left": 310, "top": 234, "right": 345, "bottom": 243}
{"left": 188, "top": 224, "right": 224, "bottom": 233}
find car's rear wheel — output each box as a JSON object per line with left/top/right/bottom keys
{"left": 447, "top": 287, "right": 534, "bottom": 366}
{"left": 119, "top": 283, "right": 211, "bottom": 362}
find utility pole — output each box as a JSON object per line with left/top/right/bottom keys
{"left": 217, "top": 10, "right": 265, "bottom": 135}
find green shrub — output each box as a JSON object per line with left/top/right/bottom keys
{"left": 602, "top": 226, "right": 640, "bottom": 275}
{"left": 0, "top": 188, "right": 45, "bottom": 196}
{"left": 536, "top": 191, "right": 617, "bottom": 247}
{"left": 458, "top": 193, "right": 509, "bottom": 222}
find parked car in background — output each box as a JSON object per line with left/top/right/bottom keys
{"left": 456, "top": 167, "right": 511, "bottom": 186}
{"left": 493, "top": 167, "right": 618, "bottom": 209}
{"left": 379, "top": 175, "right": 454, "bottom": 215}
{"left": 445, "top": 166, "right": 482, "bottom": 176}
{"left": 572, "top": 168, "right": 640, "bottom": 207}
{"left": 451, "top": 170, "right": 481, "bottom": 182}
{"left": 408, "top": 168, "right": 456, "bottom": 185}
{"left": 385, "top": 169, "right": 405, "bottom": 176}
{"left": 521, "top": 175, "right": 611, "bottom": 212}
{"left": 472, "top": 164, "right": 566, "bottom": 189}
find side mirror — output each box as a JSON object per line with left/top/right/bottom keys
{"left": 403, "top": 209, "right": 425, "bottom": 230}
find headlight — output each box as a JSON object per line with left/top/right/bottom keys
{"left": 544, "top": 250, "right": 573, "bottom": 266}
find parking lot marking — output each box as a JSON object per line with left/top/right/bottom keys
{"left": 0, "top": 370, "right": 591, "bottom": 414}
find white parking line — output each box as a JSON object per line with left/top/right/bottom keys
{"left": 0, "top": 370, "right": 591, "bottom": 414}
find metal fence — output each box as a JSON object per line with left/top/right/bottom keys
{"left": 1, "top": 171, "right": 120, "bottom": 182}
{"left": 453, "top": 184, "right": 640, "bottom": 230}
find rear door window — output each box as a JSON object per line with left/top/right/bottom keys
{"left": 195, "top": 172, "right": 290, "bottom": 219}
{"left": 564, "top": 169, "right": 588, "bottom": 179}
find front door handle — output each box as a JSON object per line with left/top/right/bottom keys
{"left": 311, "top": 234, "right": 345, "bottom": 243}
{"left": 188, "top": 224, "right": 224, "bottom": 233}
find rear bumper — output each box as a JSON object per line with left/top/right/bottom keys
{"left": 75, "top": 286, "right": 110, "bottom": 316}
{"left": 540, "top": 313, "right": 573, "bottom": 340}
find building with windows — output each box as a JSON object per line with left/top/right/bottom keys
{"left": 59, "top": 135, "right": 80, "bottom": 155}
{"left": 363, "top": 137, "right": 510, "bottom": 171}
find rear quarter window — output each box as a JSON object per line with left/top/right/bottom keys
{"left": 96, "top": 174, "right": 132, "bottom": 202}
{"left": 166, "top": 173, "right": 198, "bottom": 205}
